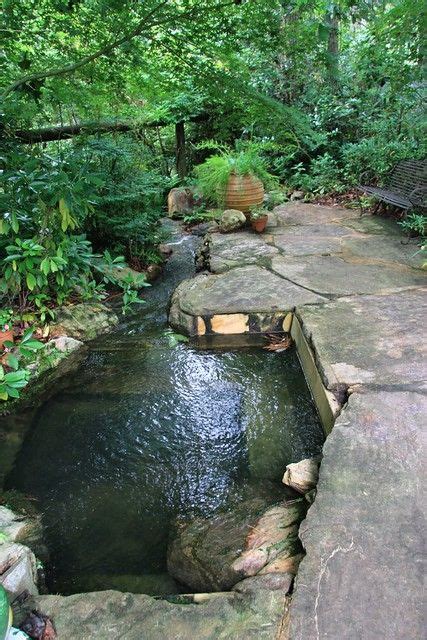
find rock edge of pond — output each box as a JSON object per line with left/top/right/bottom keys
{"left": 2, "top": 205, "right": 425, "bottom": 639}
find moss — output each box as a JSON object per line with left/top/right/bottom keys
{"left": 0, "top": 489, "right": 39, "bottom": 516}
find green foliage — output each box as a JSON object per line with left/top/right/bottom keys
{"left": 1, "top": 140, "right": 158, "bottom": 319}
{"left": 398, "top": 213, "right": 426, "bottom": 238}
{"left": 0, "top": 309, "right": 14, "bottom": 332}
{"left": 182, "top": 208, "right": 221, "bottom": 226}
{"left": 0, "top": 328, "right": 44, "bottom": 401}
{"left": 72, "top": 137, "right": 172, "bottom": 265}
{"left": 249, "top": 207, "right": 269, "bottom": 221}
{"left": 163, "top": 329, "right": 189, "bottom": 348}
{"left": 341, "top": 139, "right": 424, "bottom": 186}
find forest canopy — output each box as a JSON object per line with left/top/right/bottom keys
{"left": 1, "top": 0, "right": 425, "bottom": 320}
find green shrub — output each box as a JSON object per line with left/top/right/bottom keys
{"left": 341, "top": 138, "right": 423, "bottom": 185}
{"left": 0, "top": 145, "right": 151, "bottom": 319}
{"left": 0, "top": 328, "right": 44, "bottom": 401}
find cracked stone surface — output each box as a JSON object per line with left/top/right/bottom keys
{"left": 167, "top": 203, "right": 425, "bottom": 639}
{"left": 271, "top": 254, "right": 425, "bottom": 296}
{"left": 289, "top": 390, "right": 426, "bottom": 640}
{"left": 296, "top": 288, "right": 427, "bottom": 389}
{"left": 341, "top": 235, "right": 424, "bottom": 269}
{"left": 208, "top": 232, "right": 279, "bottom": 273}
{"left": 171, "top": 265, "right": 326, "bottom": 317}
{"left": 271, "top": 224, "right": 355, "bottom": 257}
{"left": 33, "top": 586, "right": 290, "bottom": 640}
{"left": 339, "top": 214, "right": 404, "bottom": 236}
{"left": 170, "top": 203, "right": 425, "bottom": 333}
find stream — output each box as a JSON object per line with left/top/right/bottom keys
{"left": 3, "top": 221, "right": 324, "bottom": 596}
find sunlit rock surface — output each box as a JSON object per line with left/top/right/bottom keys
{"left": 289, "top": 391, "right": 425, "bottom": 640}
{"left": 167, "top": 496, "right": 307, "bottom": 592}
{"left": 33, "top": 587, "right": 291, "bottom": 640}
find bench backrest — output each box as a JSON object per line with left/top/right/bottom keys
{"left": 388, "top": 159, "right": 427, "bottom": 197}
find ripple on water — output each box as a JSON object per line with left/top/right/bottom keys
{"left": 4, "top": 229, "right": 324, "bottom": 595}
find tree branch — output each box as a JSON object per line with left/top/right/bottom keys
{"left": 12, "top": 114, "right": 209, "bottom": 143}
{"left": 2, "top": 0, "right": 238, "bottom": 100}
{"left": 1, "top": 1, "right": 170, "bottom": 99}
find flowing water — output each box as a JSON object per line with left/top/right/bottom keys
{"left": 3, "top": 222, "right": 324, "bottom": 595}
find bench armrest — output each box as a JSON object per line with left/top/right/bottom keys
{"left": 409, "top": 187, "right": 427, "bottom": 208}
{"left": 358, "top": 170, "right": 373, "bottom": 186}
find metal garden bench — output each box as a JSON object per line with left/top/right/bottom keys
{"left": 358, "top": 159, "right": 427, "bottom": 214}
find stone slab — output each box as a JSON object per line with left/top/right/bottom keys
{"left": 339, "top": 215, "right": 403, "bottom": 236}
{"left": 289, "top": 390, "right": 426, "bottom": 640}
{"left": 271, "top": 254, "right": 425, "bottom": 296}
{"left": 172, "top": 266, "right": 327, "bottom": 317}
{"left": 272, "top": 224, "right": 355, "bottom": 257}
{"left": 296, "top": 288, "right": 427, "bottom": 389}
{"left": 273, "top": 203, "right": 359, "bottom": 228}
{"left": 290, "top": 316, "right": 340, "bottom": 434}
{"left": 342, "top": 235, "right": 425, "bottom": 269}
{"left": 209, "top": 232, "right": 279, "bottom": 273}
{"left": 35, "top": 587, "right": 290, "bottom": 640}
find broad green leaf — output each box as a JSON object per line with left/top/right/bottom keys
{"left": 26, "top": 272, "right": 37, "bottom": 291}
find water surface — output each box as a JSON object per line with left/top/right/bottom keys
{"left": 4, "top": 223, "right": 324, "bottom": 594}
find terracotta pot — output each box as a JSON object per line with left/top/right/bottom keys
{"left": 0, "top": 329, "right": 14, "bottom": 350}
{"left": 223, "top": 173, "right": 264, "bottom": 213}
{"left": 251, "top": 215, "right": 268, "bottom": 233}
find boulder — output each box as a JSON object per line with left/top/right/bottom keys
{"left": 0, "top": 542, "right": 38, "bottom": 599}
{"left": 167, "top": 496, "right": 307, "bottom": 592}
{"left": 146, "top": 263, "right": 163, "bottom": 283}
{"left": 219, "top": 209, "right": 246, "bottom": 233}
{"left": 47, "top": 336, "right": 83, "bottom": 354}
{"left": 233, "top": 571, "right": 294, "bottom": 595}
{"left": 0, "top": 507, "right": 46, "bottom": 560}
{"left": 33, "top": 585, "right": 290, "bottom": 640}
{"left": 290, "top": 190, "right": 304, "bottom": 201}
{"left": 190, "top": 221, "right": 219, "bottom": 237}
{"left": 282, "top": 458, "right": 320, "bottom": 494}
{"left": 167, "top": 188, "right": 201, "bottom": 219}
{"left": 50, "top": 303, "right": 119, "bottom": 341}
{"left": 158, "top": 244, "right": 173, "bottom": 257}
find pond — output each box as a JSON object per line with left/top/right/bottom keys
{"left": 2, "top": 223, "right": 324, "bottom": 596}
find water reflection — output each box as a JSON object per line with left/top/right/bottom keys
{"left": 4, "top": 224, "right": 324, "bottom": 595}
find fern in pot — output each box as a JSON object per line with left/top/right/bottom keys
{"left": 195, "top": 143, "right": 274, "bottom": 214}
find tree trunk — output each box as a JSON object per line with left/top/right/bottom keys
{"left": 10, "top": 113, "right": 208, "bottom": 144}
{"left": 175, "top": 121, "right": 187, "bottom": 180}
{"left": 326, "top": 8, "right": 339, "bottom": 86}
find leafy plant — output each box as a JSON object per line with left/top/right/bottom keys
{"left": 0, "top": 366, "right": 29, "bottom": 401}
{"left": 398, "top": 213, "right": 426, "bottom": 238}
{"left": 164, "top": 329, "right": 190, "bottom": 348}
{"left": 249, "top": 207, "right": 269, "bottom": 221}
{"left": 194, "top": 143, "right": 276, "bottom": 205}
{"left": 0, "top": 328, "right": 44, "bottom": 401}
{"left": 0, "top": 309, "right": 13, "bottom": 332}
{"left": 182, "top": 208, "right": 221, "bottom": 226}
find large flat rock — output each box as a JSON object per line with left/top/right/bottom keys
{"left": 273, "top": 203, "right": 359, "bottom": 227}
{"left": 289, "top": 390, "right": 426, "bottom": 640}
{"left": 271, "top": 254, "right": 425, "bottom": 296}
{"left": 339, "top": 215, "right": 403, "bottom": 236}
{"left": 341, "top": 235, "right": 425, "bottom": 269}
{"left": 35, "top": 586, "right": 290, "bottom": 640}
{"left": 296, "top": 288, "right": 427, "bottom": 389}
{"left": 272, "top": 224, "right": 356, "bottom": 257}
{"left": 173, "top": 266, "right": 326, "bottom": 317}
{"left": 208, "top": 232, "right": 278, "bottom": 273}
